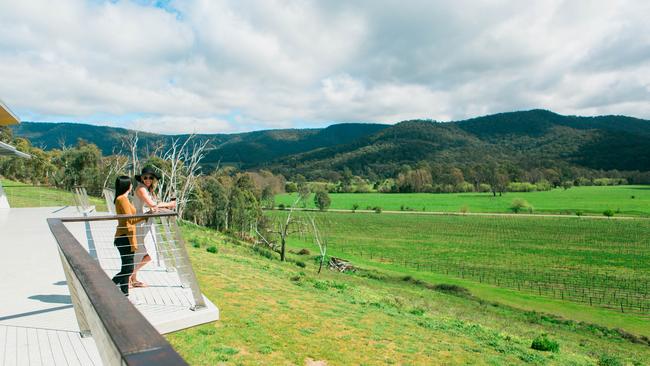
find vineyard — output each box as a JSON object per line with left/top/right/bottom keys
{"left": 271, "top": 211, "right": 650, "bottom": 313}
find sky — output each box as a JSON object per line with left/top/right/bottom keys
{"left": 1, "top": 0, "right": 649, "bottom": 135}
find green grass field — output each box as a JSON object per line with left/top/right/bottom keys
{"left": 1, "top": 179, "right": 107, "bottom": 210}
{"left": 276, "top": 185, "right": 650, "bottom": 216}
{"left": 268, "top": 210, "right": 650, "bottom": 330}
{"left": 170, "top": 224, "right": 650, "bottom": 365}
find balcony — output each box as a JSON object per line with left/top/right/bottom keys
{"left": 0, "top": 188, "right": 219, "bottom": 365}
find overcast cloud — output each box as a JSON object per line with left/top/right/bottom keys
{"left": 1, "top": 0, "right": 649, "bottom": 134}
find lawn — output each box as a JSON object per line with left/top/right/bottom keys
{"left": 168, "top": 224, "right": 650, "bottom": 365}
{"left": 276, "top": 185, "right": 650, "bottom": 216}
{"left": 1, "top": 178, "right": 107, "bottom": 210}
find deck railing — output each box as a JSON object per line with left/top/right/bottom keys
{"left": 47, "top": 211, "right": 202, "bottom": 366}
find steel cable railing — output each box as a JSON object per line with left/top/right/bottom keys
{"left": 48, "top": 209, "right": 215, "bottom": 365}
{"left": 48, "top": 211, "right": 192, "bottom": 366}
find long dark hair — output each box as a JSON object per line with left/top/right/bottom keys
{"left": 114, "top": 176, "right": 132, "bottom": 203}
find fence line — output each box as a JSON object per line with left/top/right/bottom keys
{"left": 347, "top": 249, "right": 650, "bottom": 314}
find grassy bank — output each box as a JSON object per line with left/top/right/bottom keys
{"left": 169, "top": 224, "right": 650, "bottom": 365}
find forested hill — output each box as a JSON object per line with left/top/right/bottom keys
{"left": 268, "top": 110, "right": 650, "bottom": 179}
{"left": 11, "top": 122, "right": 388, "bottom": 169}
{"left": 11, "top": 110, "right": 650, "bottom": 178}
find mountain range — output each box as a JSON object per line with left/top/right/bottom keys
{"left": 11, "top": 110, "right": 650, "bottom": 178}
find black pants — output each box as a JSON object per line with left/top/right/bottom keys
{"left": 111, "top": 236, "right": 134, "bottom": 295}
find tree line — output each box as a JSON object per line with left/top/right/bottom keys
{"left": 283, "top": 160, "right": 645, "bottom": 195}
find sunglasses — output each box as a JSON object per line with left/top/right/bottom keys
{"left": 142, "top": 175, "right": 155, "bottom": 180}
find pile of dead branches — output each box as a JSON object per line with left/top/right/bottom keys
{"left": 329, "top": 257, "right": 356, "bottom": 272}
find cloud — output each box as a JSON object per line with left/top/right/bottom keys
{"left": 131, "top": 115, "right": 235, "bottom": 135}
{"left": 0, "top": 0, "right": 649, "bottom": 134}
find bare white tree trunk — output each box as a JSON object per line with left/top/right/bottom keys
{"left": 307, "top": 214, "right": 327, "bottom": 274}
{"left": 157, "top": 135, "right": 210, "bottom": 218}
{"left": 122, "top": 132, "right": 139, "bottom": 179}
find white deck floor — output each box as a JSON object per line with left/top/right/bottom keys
{"left": 0, "top": 206, "right": 219, "bottom": 365}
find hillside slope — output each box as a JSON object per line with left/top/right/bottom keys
{"left": 170, "top": 223, "right": 650, "bottom": 365}
{"left": 271, "top": 110, "right": 650, "bottom": 178}
{"left": 12, "top": 122, "right": 388, "bottom": 169}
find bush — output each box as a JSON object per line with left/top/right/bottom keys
{"left": 598, "top": 354, "right": 622, "bottom": 366}
{"left": 508, "top": 182, "right": 537, "bottom": 192}
{"left": 510, "top": 198, "right": 532, "bottom": 213}
{"left": 297, "top": 248, "right": 311, "bottom": 255}
{"left": 575, "top": 210, "right": 583, "bottom": 216}
{"left": 352, "top": 203, "right": 359, "bottom": 212}
{"left": 459, "top": 205, "right": 469, "bottom": 215}
{"left": 278, "top": 203, "right": 285, "bottom": 210}
{"left": 603, "top": 209, "right": 615, "bottom": 217}
{"left": 531, "top": 334, "right": 559, "bottom": 352}
{"left": 206, "top": 245, "right": 218, "bottom": 254}
{"left": 295, "top": 261, "right": 306, "bottom": 268}
{"left": 432, "top": 284, "right": 471, "bottom": 298}
{"left": 373, "top": 206, "right": 382, "bottom": 214}
{"left": 190, "top": 238, "right": 201, "bottom": 248}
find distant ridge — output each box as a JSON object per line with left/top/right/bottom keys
{"left": 11, "top": 110, "right": 650, "bottom": 176}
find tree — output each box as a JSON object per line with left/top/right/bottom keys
{"left": 314, "top": 191, "right": 331, "bottom": 211}
{"left": 0, "top": 126, "right": 13, "bottom": 143}
{"left": 256, "top": 196, "right": 304, "bottom": 261}
{"left": 307, "top": 214, "right": 328, "bottom": 274}
{"left": 261, "top": 185, "right": 275, "bottom": 209}
{"left": 295, "top": 174, "right": 310, "bottom": 207}
{"left": 155, "top": 135, "right": 210, "bottom": 218}
{"left": 485, "top": 162, "right": 509, "bottom": 196}
{"left": 285, "top": 182, "right": 298, "bottom": 193}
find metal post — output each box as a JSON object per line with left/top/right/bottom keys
{"left": 169, "top": 217, "right": 206, "bottom": 310}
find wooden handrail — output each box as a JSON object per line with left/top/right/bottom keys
{"left": 47, "top": 217, "right": 188, "bottom": 366}
{"left": 60, "top": 210, "right": 178, "bottom": 223}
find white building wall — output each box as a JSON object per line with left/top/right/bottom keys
{"left": 0, "top": 181, "right": 9, "bottom": 208}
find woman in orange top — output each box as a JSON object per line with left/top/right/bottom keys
{"left": 111, "top": 176, "right": 145, "bottom": 295}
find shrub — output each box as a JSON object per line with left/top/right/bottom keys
{"left": 460, "top": 205, "right": 469, "bottom": 215}
{"left": 510, "top": 198, "right": 531, "bottom": 213}
{"left": 278, "top": 203, "right": 285, "bottom": 210}
{"left": 190, "top": 238, "right": 201, "bottom": 248}
{"left": 575, "top": 210, "right": 583, "bottom": 216}
{"left": 603, "top": 209, "right": 615, "bottom": 217}
{"left": 432, "top": 284, "right": 471, "bottom": 298}
{"left": 597, "top": 354, "right": 622, "bottom": 366}
{"left": 295, "top": 261, "right": 306, "bottom": 268}
{"left": 297, "top": 248, "right": 311, "bottom": 255}
{"left": 531, "top": 334, "right": 559, "bottom": 352}
{"left": 508, "top": 182, "right": 537, "bottom": 192}
{"left": 373, "top": 206, "right": 382, "bottom": 214}
{"left": 352, "top": 203, "right": 359, "bottom": 212}
{"left": 206, "top": 245, "right": 218, "bottom": 254}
